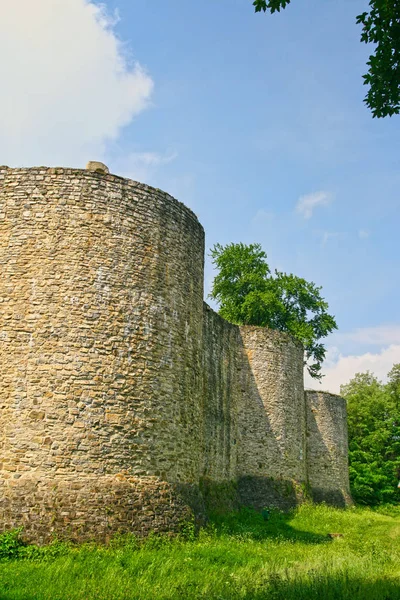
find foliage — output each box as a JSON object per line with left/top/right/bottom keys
{"left": 209, "top": 242, "right": 337, "bottom": 379}
{"left": 0, "top": 528, "right": 71, "bottom": 563}
{"left": 0, "top": 505, "right": 400, "bottom": 599}
{"left": 341, "top": 368, "right": 400, "bottom": 505}
{"left": 357, "top": 1, "right": 400, "bottom": 118}
{"left": 0, "top": 529, "right": 24, "bottom": 561}
{"left": 388, "top": 363, "right": 400, "bottom": 405}
{"left": 252, "top": 0, "right": 400, "bottom": 118}
{"left": 253, "top": 0, "right": 291, "bottom": 13}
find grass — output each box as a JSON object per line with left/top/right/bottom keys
{"left": 1, "top": 504, "right": 400, "bottom": 599}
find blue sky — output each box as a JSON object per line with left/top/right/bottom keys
{"left": 1, "top": 0, "right": 399, "bottom": 391}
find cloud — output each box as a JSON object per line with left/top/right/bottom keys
{"left": 0, "top": 0, "right": 153, "bottom": 168}
{"left": 304, "top": 344, "right": 400, "bottom": 394}
{"left": 321, "top": 231, "right": 343, "bottom": 246}
{"left": 112, "top": 151, "right": 178, "bottom": 182}
{"left": 338, "top": 325, "right": 400, "bottom": 346}
{"left": 128, "top": 152, "right": 178, "bottom": 168}
{"left": 358, "top": 229, "right": 370, "bottom": 239}
{"left": 296, "top": 191, "right": 332, "bottom": 219}
{"left": 252, "top": 209, "right": 274, "bottom": 224}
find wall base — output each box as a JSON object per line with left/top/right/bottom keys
{"left": 199, "top": 476, "right": 308, "bottom": 514}
{"left": 309, "top": 486, "right": 353, "bottom": 508}
{"left": 0, "top": 474, "right": 201, "bottom": 544}
{"left": 0, "top": 474, "right": 353, "bottom": 543}
{"left": 237, "top": 476, "right": 308, "bottom": 511}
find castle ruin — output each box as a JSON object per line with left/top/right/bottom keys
{"left": 0, "top": 165, "right": 351, "bottom": 543}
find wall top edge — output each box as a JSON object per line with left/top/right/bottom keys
{"left": 305, "top": 389, "right": 346, "bottom": 401}
{"left": 203, "top": 302, "right": 240, "bottom": 328}
{"left": 239, "top": 324, "right": 303, "bottom": 349}
{"left": 203, "top": 302, "right": 303, "bottom": 348}
{"left": 0, "top": 165, "right": 203, "bottom": 231}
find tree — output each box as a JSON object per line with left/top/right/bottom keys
{"left": 388, "top": 363, "right": 400, "bottom": 407}
{"left": 252, "top": 0, "right": 400, "bottom": 118}
{"left": 209, "top": 242, "right": 337, "bottom": 379}
{"left": 341, "top": 369, "right": 400, "bottom": 505}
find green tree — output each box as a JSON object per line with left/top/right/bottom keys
{"left": 209, "top": 242, "right": 337, "bottom": 379}
{"left": 252, "top": 0, "right": 400, "bottom": 118}
{"left": 341, "top": 369, "right": 400, "bottom": 505}
{"left": 388, "top": 363, "right": 400, "bottom": 407}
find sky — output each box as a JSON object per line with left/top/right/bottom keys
{"left": 1, "top": 0, "right": 399, "bottom": 393}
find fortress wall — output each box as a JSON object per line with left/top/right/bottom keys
{"left": 236, "top": 327, "right": 307, "bottom": 508}
{"left": 0, "top": 165, "right": 351, "bottom": 541}
{"left": 305, "top": 391, "right": 352, "bottom": 506}
{"left": 201, "top": 304, "right": 240, "bottom": 483}
{"left": 0, "top": 166, "right": 205, "bottom": 540}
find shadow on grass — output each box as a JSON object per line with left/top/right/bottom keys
{"left": 241, "top": 573, "right": 400, "bottom": 600}
{"left": 208, "top": 507, "right": 329, "bottom": 544}
{"left": 5, "top": 574, "right": 398, "bottom": 600}
{"left": 166, "top": 572, "right": 400, "bottom": 600}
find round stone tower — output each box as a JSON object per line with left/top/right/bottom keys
{"left": 236, "top": 327, "right": 307, "bottom": 509}
{"left": 305, "top": 390, "right": 352, "bottom": 506}
{"left": 0, "top": 166, "right": 204, "bottom": 542}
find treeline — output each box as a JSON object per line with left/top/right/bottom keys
{"left": 341, "top": 365, "right": 400, "bottom": 505}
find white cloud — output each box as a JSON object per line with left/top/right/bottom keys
{"left": 112, "top": 151, "right": 178, "bottom": 182}
{"left": 338, "top": 325, "right": 400, "bottom": 346}
{"left": 296, "top": 191, "right": 332, "bottom": 219}
{"left": 253, "top": 209, "right": 274, "bottom": 223}
{"left": 0, "top": 0, "right": 153, "bottom": 168}
{"left": 358, "top": 229, "right": 370, "bottom": 239}
{"left": 128, "top": 152, "right": 178, "bottom": 168}
{"left": 305, "top": 344, "right": 400, "bottom": 394}
{"left": 321, "top": 231, "right": 342, "bottom": 246}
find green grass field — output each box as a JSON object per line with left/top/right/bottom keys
{"left": 1, "top": 504, "right": 399, "bottom": 600}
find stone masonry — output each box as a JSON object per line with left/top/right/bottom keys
{"left": 0, "top": 166, "right": 351, "bottom": 542}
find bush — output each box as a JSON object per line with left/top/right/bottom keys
{"left": 0, "top": 529, "right": 25, "bottom": 560}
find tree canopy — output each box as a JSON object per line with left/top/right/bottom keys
{"left": 209, "top": 242, "right": 337, "bottom": 379}
{"left": 341, "top": 368, "right": 400, "bottom": 505}
{"left": 252, "top": 0, "right": 400, "bottom": 118}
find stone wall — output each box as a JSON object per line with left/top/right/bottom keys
{"left": 202, "top": 304, "right": 240, "bottom": 483}
{"left": 305, "top": 391, "right": 352, "bottom": 506}
{"left": 1, "top": 475, "right": 193, "bottom": 545}
{"left": 0, "top": 166, "right": 205, "bottom": 541}
{"left": 0, "top": 166, "right": 351, "bottom": 542}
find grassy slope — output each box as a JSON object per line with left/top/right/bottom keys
{"left": 1, "top": 504, "right": 400, "bottom": 600}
